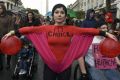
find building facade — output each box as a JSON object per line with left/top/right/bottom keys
{"left": 68, "top": 0, "right": 119, "bottom": 12}
{"left": 116, "top": 0, "right": 120, "bottom": 18}
{"left": 0, "top": 0, "right": 24, "bottom": 12}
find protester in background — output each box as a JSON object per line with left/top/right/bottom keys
{"left": 99, "top": 9, "right": 106, "bottom": 22}
{"left": 105, "top": 12, "right": 114, "bottom": 31}
{"left": 0, "top": 4, "right": 14, "bottom": 70}
{"left": 94, "top": 13, "right": 106, "bottom": 28}
{"left": 81, "top": 9, "right": 97, "bottom": 28}
{"left": 23, "top": 11, "right": 41, "bottom": 27}
{"left": 77, "top": 13, "right": 108, "bottom": 80}
{"left": 13, "top": 12, "right": 24, "bottom": 30}
{"left": 85, "top": 24, "right": 120, "bottom": 80}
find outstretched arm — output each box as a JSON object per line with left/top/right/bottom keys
{"left": 2, "top": 26, "right": 47, "bottom": 39}
{"left": 72, "top": 27, "right": 104, "bottom": 36}
{"left": 18, "top": 26, "right": 47, "bottom": 34}
{"left": 71, "top": 27, "right": 117, "bottom": 41}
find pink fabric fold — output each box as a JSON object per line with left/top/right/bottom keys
{"left": 26, "top": 33, "right": 93, "bottom": 73}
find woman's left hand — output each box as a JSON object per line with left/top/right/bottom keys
{"left": 2, "top": 30, "right": 15, "bottom": 40}
{"left": 106, "top": 32, "right": 118, "bottom": 41}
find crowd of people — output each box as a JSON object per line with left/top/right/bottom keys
{"left": 0, "top": 1, "right": 120, "bottom": 80}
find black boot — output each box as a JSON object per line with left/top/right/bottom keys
{"left": 0, "top": 65, "right": 3, "bottom": 71}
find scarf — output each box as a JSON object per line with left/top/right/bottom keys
{"left": 26, "top": 32, "right": 93, "bottom": 73}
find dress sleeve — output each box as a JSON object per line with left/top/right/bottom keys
{"left": 70, "top": 27, "right": 106, "bottom": 36}
{"left": 16, "top": 26, "right": 47, "bottom": 34}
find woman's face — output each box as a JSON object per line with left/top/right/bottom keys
{"left": 105, "top": 15, "right": 109, "bottom": 19}
{"left": 0, "top": 6, "right": 3, "bottom": 15}
{"left": 53, "top": 7, "right": 66, "bottom": 25}
{"left": 90, "top": 12, "right": 94, "bottom": 18}
{"left": 28, "top": 13, "right": 33, "bottom": 19}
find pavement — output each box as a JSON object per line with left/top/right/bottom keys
{"left": 0, "top": 54, "right": 78, "bottom": 80}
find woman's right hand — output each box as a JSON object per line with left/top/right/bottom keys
{"left": 106, "top": 32, "right": 118, "bottom": 41}
{"left": 2, "top": 30, "right": 15, "bottom": 40}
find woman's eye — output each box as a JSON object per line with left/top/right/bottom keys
{"left": 61, "top": 11, "right": 64, "bottom": 14}
{"left": 55, "top": 11, "right": 59, "bottom": 14}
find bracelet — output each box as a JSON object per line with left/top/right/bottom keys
{"left": 81, "top": 73, "right": 88, "bottom": 77}
{"left": 106, "top": 32, "right": 109, "bottom": 37}
{"left": 99, "top": 31, "right": 106, "bottom": 36}
{"left": 10, "top": 30, "right": 15, "bottom": 35}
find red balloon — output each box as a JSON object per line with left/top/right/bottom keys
{"left": 0, "top": 36, "right": 22, "bottom": 55}
{"left": 99, "top": 38, "right": 120, "bottom": 58}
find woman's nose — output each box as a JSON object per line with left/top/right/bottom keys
{"left": 58, "top": 13, "right": 62, "bottom": 16}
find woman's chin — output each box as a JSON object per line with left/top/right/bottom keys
{"left": 56, "top": 19, "right": 65, "bottom": 23}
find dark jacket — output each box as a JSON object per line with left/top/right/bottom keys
{"left": 81, "top": 9, "right": 97, "bottom": 28}
{"left": 23, "top": 18, "right": 41, "bottom": 27}
{"left": 0, "top": 15, "right": 14, "bottom": 39}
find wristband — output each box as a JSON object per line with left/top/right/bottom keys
{"left": 15, "top": 29, "right": 21, "bottom": 37}
{"left": 81, "top": 73, "right": 88, "bottom": 77}
{"left": 99, "top": 31, "right": 106, "bottom": 36}
{"left": 10, "top": 30, "right": 15, "bottom": 35}
{"left": 105, "top": 32, "right": 109, "bottom": 37}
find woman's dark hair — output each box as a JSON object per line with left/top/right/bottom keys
{"left": 52, "top": 4, "right": 67, "bottom": 17}
{"left": 86, "top": 9, "right": 95, "bottom": 19}
{"left": 0, "top": 4, "right": 6, "bottom": 15}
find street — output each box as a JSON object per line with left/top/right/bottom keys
{"left": 0, "top": 54, "right": 77, "bottom": 80}
{"left": 0, "top": 54, "right": 44, "bottom": 80}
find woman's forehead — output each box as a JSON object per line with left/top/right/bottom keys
{"left": 54, "top": 7, "right": 64, "bottom": 11}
